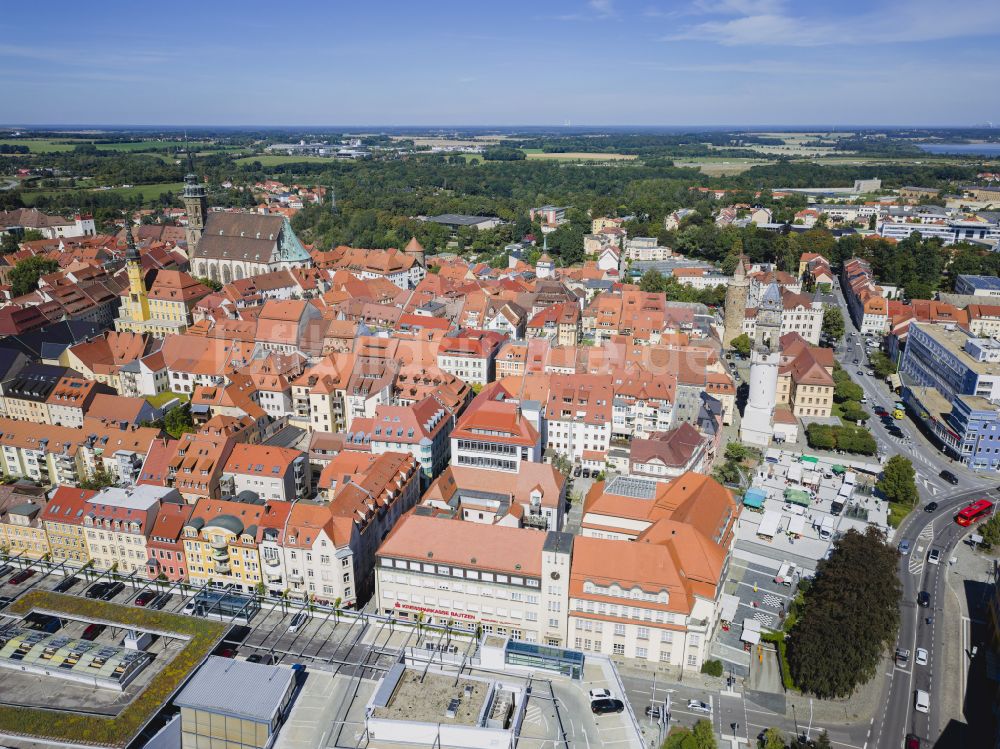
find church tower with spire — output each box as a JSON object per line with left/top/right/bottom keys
{"left": 181, "top": 152, "right": 207, "bottom": 258}
{"left": 124, "top": 222, "right": 150, "bottom": 323}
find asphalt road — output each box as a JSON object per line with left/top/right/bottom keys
{"left": 829, "top": 277, "right": 995, "bottom": 749}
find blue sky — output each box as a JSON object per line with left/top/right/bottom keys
{"left": 2, "top": 0, "right": 998, "bottom": 127}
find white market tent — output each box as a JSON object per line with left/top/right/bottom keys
{"left": 741, "top": 618, "right": 762, "bottom": 644}
{"left": 757, "top": 510, "right": 782, "bottom": 539}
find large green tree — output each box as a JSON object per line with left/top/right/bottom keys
{"left": 731, "top": 333, "right": 752, "bottom": 358}
{"left": 164, "top": 403, "right": 196, "bottom": 439}
{"left": 9, "top": 256, "right": 59, "bottom": 297}
{"left": 822, "top": 307, "right": 844, "bottom": 341}
{"left": 787, "top": 527, "right": 901, "bottom": 698}
{"left": 876, "top": 455, "right": 918, "bottom": 506}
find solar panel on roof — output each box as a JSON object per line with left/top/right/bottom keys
{"left": 606, "top": 475, "right": 657, "bottom": 500}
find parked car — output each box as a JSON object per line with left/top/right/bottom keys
{"left": 53, "top": 576, "right": 79, "bottom": 593}
{"left": 214, "top": 645, "right": 238, "bottom": 658}
{"left": 134, "top": 590, "right": 158, "bottom": 607}
{"left": 894, "top": 648, "right": 909, "bottom": 666}
{"left": 101, "top": 582, "right": 125, "bottom": 601}
{"left": 24, "top": 613, "right": 61, "bottom": 633}
{"left": 927, "top": 548, "right": 941, "bottom": 565}
{"left": 246, "top": 653, "right": 276, "bottom": 665}
{"left": 7, "top": 569, "right": 35, "bottom": 585}
{"left": 916, "top": 648, "right": 928, "bottom": 666}
{"left": 898, "top": 539, "right": 911, "bottom": 555}
{"left": 918, "top": 591, "right": 930, "bottom": 607}
{"left": 573, "top": 466, "right": 581, "bottom": 478}
{"left": 687, "top": 700, "right": 712, "bottom": 714}
{"left": 924, "top": 502, "right": 939, "bottom": 513}
{"left": 905, "top": 734, "right": 920, "bottom": 749}
{"left": 0, "top": 564, "right": 13, "bottom": 579}
{"left": 591, "top": 698, "right": 625, "bottom": 715}
{"left": 81, "top": 623, "right": 106, "bottom": 641}
{"left": 588, "top": 688, "right": 612, "bottom": 701}
{"left": 288, "top": 610, "right": 309, "bottom": 633}
{"left": 0, "top": 596, "right": 14, "bottom": 610}
{"left": 938, "top": 470, "right": 959, "bottom": 486}
{"left": 86, "top": 582, "right": 110, "bottom": 599}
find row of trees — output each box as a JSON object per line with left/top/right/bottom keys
{"left": 639, "top": 269, "right": 727, "bottom": 306}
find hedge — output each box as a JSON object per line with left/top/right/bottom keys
{"left": 762, "top": 631, "right": 797, "bottom": 691}
{"left": 3, "top": 591, "right": 227, "bottom": 746}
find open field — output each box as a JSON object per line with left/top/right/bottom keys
{"left": 235, "top": 154, "right": 335, "bottom": 166}
{"left": 0, "top": 138, "right": 78, "bottom": 153}
{"left": 674, "top": 157, "right": 773, "bottom": 175}
{"left": 21, "top": 181, "right": 185, "bottom": 204}
{"left": 523, "top": 149, "right": 636, "bottom": 161}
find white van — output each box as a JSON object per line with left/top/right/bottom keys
{"left": 914, "top": 689, "right": 930, "bottom": 714}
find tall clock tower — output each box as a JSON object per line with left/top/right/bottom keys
{"left": 124, "top": 222, "right": 150, "bottom": 323}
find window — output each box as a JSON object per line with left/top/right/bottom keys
{"left": 636, "top": 647, "right": 648, "bottom": 659}
{"left": 687, "top": 654, "right": 698, "bottom": 667}
{"left": 660, "top": 630, "right": 674, "bottom": 643}
{"left": 637, "top": 626, "right": 649, "bottom": 640}
{"left": 613, "top": 643, "right": 625, "bottom": 655}
{"left": 614, "top": 623, "right": 626, "bottom": 636}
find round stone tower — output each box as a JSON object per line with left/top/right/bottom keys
{"left": 723, "top": 254, "right": 750, "bottom": 348}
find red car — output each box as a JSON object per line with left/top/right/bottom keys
{"left": 81, "top": 624, "right": 105, "bottom": 641}
{"left": 905, "top": 734, "right": 920, "bottom": 749}
{"left": 7, "top": 569, "right": 35, "bottom": 585}
{"left": 134, "top": 590, "right": 158, "bottom": 607}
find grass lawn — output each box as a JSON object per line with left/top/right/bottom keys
{"left": 888, "top": 501, "right": 915, "bottom": 528}
{"left": 145, "top": 390, "right": 188, "bottom": 408}
{"left": 4, "top": 590, "right": 226, "bottom": 747}
{"left": 0, "top": 138, "right": 80, "bottom": 153}
{"left": 234, "top": 154, "right": 335, "bottom": 166}
{"left": 94, "top": 140, "right": 184, "bottom": 151}
{"left": 674, "top": 157, "right": 773, "bottom": 175}
{"left": 20, "top": 181, "right": 184, "bottom": 205}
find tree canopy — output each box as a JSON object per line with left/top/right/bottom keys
{"left": 876, "top": 455, "right": 918, "bottom": 507}
{"left": 787, "top": 527, "right": 901, "bottom": 698}
{"left": 731, "top": 333, "right": 752, "bottom": 358}
{"left": 9, "top": 256, "right": 59, "bottom": 297}
{"left": 822, "top": 307, "right": 844, "bottom": 341}
{"left": 661, "top": 720, "right": 716, "bottom": 749}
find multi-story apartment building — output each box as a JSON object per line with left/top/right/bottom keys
{"left": 45, "top": 376, "right": 111, "bottom": 427}
{"left": 376, "top": 515, "right": 573, "bottom": 646}
{"left": 0, "top": 363, "right": 68, "bottom": 422}
{"left": 544, "top": 374, "right": 613, "bottom": 468}
{"left": 421, "top": 462, "right": 566, "bottom": 532}
{"left": 574, "top": 473, "right": 739, "bottom": 670}
{"left": 145, "top": 502, "right": 194, "bottom": 582}
{"left": 437, "top": 330, "right": 506, "bottom": 387}
{"left": 321, "top": 450, "right": 422, "bottom": 606}
{"left": 82, "top": 485, "right": 183, "bottom": 575}
{"left": 183, "top": 499, "right": 268, "bottom": 593}
{"left": 350, "top": 396, "right": 453, "bottom": 485}
{"left": 776, "top": 333, "right": 835, "bottom": 418}
{"left": 525, "top": 303, "right": 581, "bottom": 347}
{"left": 0, "top": 417, "right": 159, "bottom": 488}
{"left": 967, "top": 305, "right": 1000, "bottom": 338}
{"left": 40, "top": 486, "right": 97, "bottom": 566}
{"left": 221, "top": 444, "right": 309, "bottom": 502}
{"left": 0, "top": 485, "right": 50, "bottom": 560}
{"left": 450, "top": 384, "right": 543, "bottom": 472}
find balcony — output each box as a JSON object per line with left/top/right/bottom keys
{"left": 210, "top": 538, "right": 228, "bottom": 550}
{"left": 522, "top": 514, "right": 548, "bottom": 531}
{"left": 263, "top": 555, "right": 281, "bottom": 568}
{"left": 211, "top": 548, "right": 230, "bottom": 562}
{"left": 214, "top": 560, "right": 231, "bottom": 574}
{"left": 288, "top": 572, "right": 303, "bottom": 584}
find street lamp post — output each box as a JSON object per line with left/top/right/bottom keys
{"left": 792, "top": 703, "right": 800, "bottom": 737}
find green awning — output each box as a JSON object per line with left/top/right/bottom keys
{"left": 832, "top": 465, "right": 846, "bottom": 475}
{"left": 801, "top": 456, "right": 819, "bottom": 465}
{"left": 784, "top": 489, "right": 811, "bottom": 506}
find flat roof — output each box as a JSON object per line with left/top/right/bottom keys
{"left": 424, "top": 214, "right": 499, "bottom": 226}
{"left": 958, "top": 274, "right": 1000, "bottom": 291}
{"left": 0, "top": 627, "right": 151, "bottom": 687}
{"left": 371, "top": 668, "right": 489, "bottom": 726}
{"left": 175, "top": 655, "right": 294, "bottom": 723}
{"left": 912, "top": 323, "right": 1000, "bottom": 376}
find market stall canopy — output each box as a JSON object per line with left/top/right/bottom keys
{"left": 784, "top": 488, "right": 811, "bottom": 507}
{"left": 743, "top": 488, "right": 767, "bottom": 509}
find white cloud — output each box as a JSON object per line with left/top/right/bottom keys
{"left": 666, "top": 0, "right": 1000, "bottom": 46}
{"left": 588, "top": 0, "right": 617, "bottom": 18}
